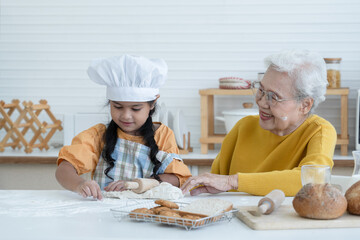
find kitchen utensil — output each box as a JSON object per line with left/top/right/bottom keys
{"left": 215, "top": 108, "right": 258, "bottom": 133}
{"left": 124, "top": 178, "right": 160, "bottom": 194}
{"left": 219, "top": 77, "right": 251, "bottom": 89}
{"left": 174, "top": 109, "right": 188, "bottom": 149}
{"left": 257, "top": 72, "right": 265, "bottom": 81}
{"left": 301, "top": 165, "right": 331, "bottom": 186}
{"left": 111, "top": 200, "right": 237, "bottom": 230}
{"left": 342, "top": 150, "right": 360, "bottom": 191}
{"left": 257, "top": 189, "right": 285, "bottom": 215}
{"left": 152, "top": 103, "right": 161, "bottom": 122}
{"left": 178, "top": 132, "right": 193, "bottom": 154}
{"left": 242, "top": 102, "right": 253, "bottom": 108}
{"left": 235, "top": 205, "right": 360, "bottom": 230}
{"left": 352, "top": 150, "right": 360, "bottom": 176}
{"left": 159, "top": 102, "right": 168, "bottom": 126}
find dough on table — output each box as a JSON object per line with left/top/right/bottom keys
{"left": 103, "top": 182, "right": 184, "bottom": 200}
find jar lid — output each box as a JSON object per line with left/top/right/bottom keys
{"left": 324, "top": 58, "right": 342, "bottom": 63}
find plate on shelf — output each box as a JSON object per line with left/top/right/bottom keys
{"left": 159, "top": 102, "right": 168, "bottom": 126}
{"left": 152, "top": 103, "right": 161, "bottom": 122}
{"left": 173, "top": 109, "right": 188, "bottom": 149}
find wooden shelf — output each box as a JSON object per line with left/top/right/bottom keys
{"left": 199, "top": 88, "right": 349, "bottom": 155}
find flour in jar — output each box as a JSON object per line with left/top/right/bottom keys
{"left": 103, "top": 182, "right": 184, "bottom": 200}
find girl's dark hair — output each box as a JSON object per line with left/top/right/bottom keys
{"left": 102, "top": 101, "right": 162, "bottom": 182}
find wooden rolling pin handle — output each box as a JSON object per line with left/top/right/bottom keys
{"left": 125, "top": 178, "right": 160, "bottom": 194}
{"left": 258, "top": 201, "right": 273, "bottom": 214}
{"left": 257, "top": 189, "right": 285, "bottom": 215}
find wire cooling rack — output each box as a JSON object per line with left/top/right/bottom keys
{"left": 110, "top": 200, "right": 238, "bottom": 230}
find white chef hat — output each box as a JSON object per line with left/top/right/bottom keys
{"left": 87, "top": 54, "right": 167, "bottom": 102}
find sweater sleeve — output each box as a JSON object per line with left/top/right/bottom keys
{"left": 57, "top": 124, "right": 106, "bottom": 175}
{"left": 236, "top": 121, "right": 337, "bottom": 197}
{"left": 211, "top": 121, "right": 240, "bottom": 175}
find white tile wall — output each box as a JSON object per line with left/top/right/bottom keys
{"left": 1, "top": 0, "right": 360, "bottom": 150}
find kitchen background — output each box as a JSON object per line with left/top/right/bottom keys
{"left": 0, "top": 0, "right": 360, "bottom": 189}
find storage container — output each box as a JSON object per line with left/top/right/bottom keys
{"left": 324, "top": 58, "right": 341, "bottom": 88}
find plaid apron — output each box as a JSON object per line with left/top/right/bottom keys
{"left": 93, "top": 138, "right": 181, "bottom": 190}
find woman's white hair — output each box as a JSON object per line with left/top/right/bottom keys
{"left": 264, "top": 49, "right": 327, "bottom": 113}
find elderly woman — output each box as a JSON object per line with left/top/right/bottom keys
{"left": 181, "top": 50, "right": 337, "bottom": 197}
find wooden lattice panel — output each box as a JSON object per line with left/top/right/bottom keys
{"left": 0, "top": 99, "right": 63, "bottom": 153}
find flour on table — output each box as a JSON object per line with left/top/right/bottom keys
{"left": 0, "top": 190, "right": 131, "bottom": 217}
{"left": 103, "top": 182, "right": 184, "bottom": 200}
{"left": 0, "top": 184, "right": 183, "bottom": 218}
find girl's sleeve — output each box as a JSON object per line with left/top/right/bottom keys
{"left": 57, "top": 124, "right": 106, "bottom": 175}
{"left": 156, "top": 125, "right": 192, "bottom": 186}
{"left": 164, "top": 160, "right": 192, "bottom": 187}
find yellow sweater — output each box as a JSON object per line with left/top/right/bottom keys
{"left": 211, "top": 114, "right": 337, "bottom": 196}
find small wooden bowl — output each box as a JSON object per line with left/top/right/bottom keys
{"left": 242, "top": 102, "right": 254, "bottom": 108}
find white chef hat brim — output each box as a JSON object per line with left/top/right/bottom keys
{"left": 107, "top": 87, "right": 159, "bottom": 102}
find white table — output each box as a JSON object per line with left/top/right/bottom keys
{"left": 0, "top": 190, "right": 358, "bottom": 240}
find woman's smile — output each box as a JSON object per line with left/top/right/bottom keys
{"left": 259, "top": 110, "right": 273, "bottom": 121}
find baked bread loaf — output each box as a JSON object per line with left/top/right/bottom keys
{"left": 345, "top": 180, "right": 360, "bottom": 215}
{"left": 292, "top": 183, "right": 347, "bottom": 220}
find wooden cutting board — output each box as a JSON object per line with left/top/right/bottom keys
{"left": 235, "top": 205, "right": 360, "bottom": 230}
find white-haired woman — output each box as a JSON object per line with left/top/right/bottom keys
{"left": 181, "top": 50, "right": 337, "bottom": 197}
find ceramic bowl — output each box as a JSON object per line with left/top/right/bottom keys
{"left": 216, "top": 108, "right": 258, "bottom": 133}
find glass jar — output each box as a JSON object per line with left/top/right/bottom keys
{"left": 324, "top": 58, "right": 341, "bottom": 88}
{"left": 257, "top": 72, "right": 265, "bottom": 81}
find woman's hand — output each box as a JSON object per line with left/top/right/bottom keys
{"left": 180, "top": 173, "right": 238, "bottom": 196}
{"left": 75, "top": 180, "right": 103, "bottom": 200}
{"left": 103, "top": 180, "right": 127, "bottom": 192}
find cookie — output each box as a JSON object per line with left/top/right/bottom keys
{"left": 129, "top": 208, "right": 154, "bottom": 219}
{"left": 150, "top": 206, "right": 172, "bottom": 215}
{"left": 159, "top": 211, "right": 181, "bottom": 218}
{"left": 154, "top": 199, "right": 179, "bottom": 209}
{"left": 157, "top": 210, "right": 181, "bottom": 223}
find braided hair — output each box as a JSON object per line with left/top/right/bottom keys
{"left": 102, "top": 101, "right": 162, "bottom": 181}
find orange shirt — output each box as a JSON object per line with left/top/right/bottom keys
{"left": 57, "top": 123, "right": 191, "bottom": 186}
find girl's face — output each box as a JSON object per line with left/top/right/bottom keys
{"left": 110, "top": 101, "right": 154, "bottom": 136}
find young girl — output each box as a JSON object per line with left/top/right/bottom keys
{"left": 55, "top": 55, "right": 192, "bottom": 200}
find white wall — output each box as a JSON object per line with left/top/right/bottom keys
{"left": 1, "top": 0, "right": 360, "bottom": 150}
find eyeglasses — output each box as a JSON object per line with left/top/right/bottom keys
{"left": 251, "top": 81, "right": 296, "bottom": 107}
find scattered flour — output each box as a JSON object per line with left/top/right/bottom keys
{"left": 103, "top": 182, "right": 184, "bottom": 200}
{"left": 0, "top": 190, "right": 146, "bottom": 217}
{"left": 0, "top": 183, "right": 183, "bottom": 218}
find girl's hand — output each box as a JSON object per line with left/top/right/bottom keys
{"left": 180, "top": 173, "right": 238, "bottom": 196}
{"left": 75, "top": 180, "right": 103, "bottom": 200}
{"left": 104, "top": 180, "right": 127, "bottom": 192}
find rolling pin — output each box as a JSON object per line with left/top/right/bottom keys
{"left": 124, "top": 178, "right": 160, "bottom": 194}
{"left": 257, "top": 189, "right": 285, "bottom": 215}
